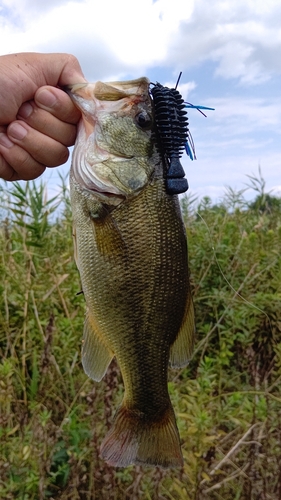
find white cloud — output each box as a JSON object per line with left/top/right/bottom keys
{"left": 0, "top": 0, "right": 194, "bottom": 78}
{"left": 1, "top": 0, "right": 280, "bottom": 84}
{"left": 0, "top": 0, "right": 280, "bottom": 202}
{"left": 167, "top": 0, "right": 281, "bottom": 84}
{"left": 161, "top": 80, "right": 197, "bottom": 100}
{"left": 207, "top": 96, "right": 281, "bottom": 131}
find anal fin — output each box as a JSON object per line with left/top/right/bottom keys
{"left": 82, "top": 310, "right": 114, "bottom": 381}
{"left": 169, "top": 293, "right": 195, "bottom": 368}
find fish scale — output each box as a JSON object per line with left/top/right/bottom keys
{"left": 68, "top": 77, "right": 195, "bottom": 468}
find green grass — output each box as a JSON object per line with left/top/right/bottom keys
{"left": 0, "top": 173, "right": 281, "bottom": 499}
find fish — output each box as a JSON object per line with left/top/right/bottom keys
{"left": 67, "top": 77, "right": 195, "bottom": 468}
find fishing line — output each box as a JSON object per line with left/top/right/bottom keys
{"left": 195, "top": 210, "right": 272, "bottom": 325}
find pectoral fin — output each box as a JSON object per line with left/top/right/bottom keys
{"left": 82, "top": 310, "right": 114, "bottom": 381}
{"left": 90, "top": 206, "right": 126, "bottom": 258}
{"left": 169, "top": 294, "right": 195, "bottom": 368}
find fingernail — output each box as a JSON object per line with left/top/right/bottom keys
{"left": 8, "top": 123, "right": 28, "bottom": 140}
{"left": 36, "top": 88, "right": 57, "bottom": 108}
{"left": 0, "top": 133, "right": 14, "bottom": 148}
{"left": 18, "top": 102, "right": 33, "bottom": 119}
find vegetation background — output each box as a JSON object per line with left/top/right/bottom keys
{"left": 0, "top": 171, "right": 280, "bottom": 500}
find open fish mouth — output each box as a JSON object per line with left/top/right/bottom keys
{"left": 68, "top": 77, "right": 154, "bottom": 203}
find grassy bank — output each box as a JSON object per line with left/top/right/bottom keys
{"left": 0, "top": 176, "right": 281, "bottom": 499}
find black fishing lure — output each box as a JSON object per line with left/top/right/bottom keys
{"left": 150, "top": 79, "right": 190, "bottom": 195}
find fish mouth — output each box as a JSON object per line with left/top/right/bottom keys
{"left": 65, "top": 78, "right": 150, "bottom": 100}
{"left": 69, "top": 78, "right": 152, "bottom": 204}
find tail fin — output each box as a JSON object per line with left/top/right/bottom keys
{"left": 100, "top": 403, "right": 183, "bottom": 468}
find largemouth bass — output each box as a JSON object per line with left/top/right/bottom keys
{"left": 68, "top": 77, "right": 195, "bottom": 468}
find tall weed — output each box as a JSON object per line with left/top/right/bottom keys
{"left": 0, "top": 175, "right": 280, "bottom": 499}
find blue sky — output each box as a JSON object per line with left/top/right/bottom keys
{"left": 1, "top": 0, "right": 280, "bottom": 202}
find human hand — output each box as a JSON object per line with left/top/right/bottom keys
{"left": 0, "top": 52, "right": 86, "bottom": 181}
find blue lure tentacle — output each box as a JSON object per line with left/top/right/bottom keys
{"left": 185, "top": 103, "right": 215, "bottom": 118}
{"left": 183, "top": 103, "right": 214, "bottom": 161}
{"left": 185, "top": 140, "right": 194, "bottom": 161}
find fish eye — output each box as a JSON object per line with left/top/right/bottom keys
{"left": 135, "top": 111, "right": 152, "bottom": 129}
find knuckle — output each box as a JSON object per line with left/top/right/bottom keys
{"left": 34, "top": 142, "right": 69, "bottom": 167}
{"left": 0, "top": 160, "right": 13, "bottom": 181}
{"left": 65, "top": 53, "right": 80, "bottom": 67}
{"left": 63, "top": 126, "right": 77, "bottom": 147}
{"left": 53, "top": 146, "right": 69, "bottom": 166}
